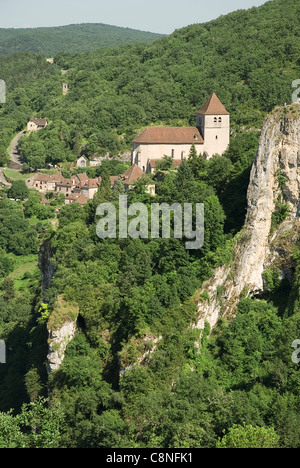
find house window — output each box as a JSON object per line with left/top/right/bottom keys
{"left": 143, "top": 166, "right": 145, "bottom": 172}
{"left": 218, "top": 117, "right": 222, "bottom": 122}
{"left": 216, "top": 135, "right": 218, "bottom": 140}
{"left": 171, "top": 149, "right": 175, "bottom": 159}
{"left": 214, "top": 117, "right": 217, "bottom": 123}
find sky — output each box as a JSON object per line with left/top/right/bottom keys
{"left": 0, "top": 0, "right": 268, "bottom": 34}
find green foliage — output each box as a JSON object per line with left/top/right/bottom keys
{"left": 1, "top": 0, "right": 298, "bottom": 172}
{"left": 263, "top": 268, "right": 281, "bottom": 293}
{"left": 0, "top": 398, "right": 64, "bottom": 448}
{"left": 8, "top": 180, "right": 29, "bottom": 200}
{"left": 217, "top": 424, "right": 280, "bottom": 448}
{"left": 0, "top": 24, "right": 164, "bottom": 56}
{"left": 0, "top": 198, "right": 38, "bottom": 255}
{"left": 271, "top": 196, "right": 289, "bottom": 233}
{"left": 155, "top": 155, "right": 174, "bottom": 172}
{"left": 1, "top": 0, "right": 300, "bottom": 450}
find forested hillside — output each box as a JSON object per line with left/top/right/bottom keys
{"left": 0, "top": 0, "right": 300, "bottom": 449}
{"left": 0, "top": 23, "right": 165, "bottom": 56}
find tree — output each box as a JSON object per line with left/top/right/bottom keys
{"left": 19, "top": 140, "right": 46, "bottom": 170}
{"left": 113, "top": 178, "right": 125, "bottom": 200}
{"left": 8, "top": 180, "right": 29, "bottom": 200}
{"left": 155, "top": 155, "right": 173, "bottom": 172}
{"left": 174, "top": 159, "right": 198, "bottom": 203}
{"left": 188, "top": 145, "right": 207, "bottom": 179}
{"left": 2, "top": 277, "right": 15, "bottom": 301}
{"left": 205, "top": 155, "right": 233, "bottom": 194}
{"left": 0, "top": 398, "right": 64, "bottom": 448}
{"left": 94, "top": 167, "right": 112, "bottom": 205}
{"left": 217, "top": 424, "right": 280, "bottom": 448}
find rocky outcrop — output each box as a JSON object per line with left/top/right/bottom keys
{"left": 119, "top": 333, "right": 162, "bottom": 381}
{"left": 46, "top": 295, "right": 79, "bottom": 374}
{"left": 47, "top": 320, "right": 77, "bottom": 374}
{"left": 194, "top": 104, "right": 300, "bottom": 331}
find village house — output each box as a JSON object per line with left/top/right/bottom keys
{"left": 64, "top": 193, "right": 89, "bottom": 206}
{"left": 81, "top": 177, "right": 102, "bottom": 200}
{"left": 27, "top": 163, "right": 154, "bottom": 205}
{"left": 131, "top": 93, "right": 230, "bottom": 173}
{"left": 119, "top": 164, "right": 155, "bottom": 196}
{"left": 28, "top": 172, "right": 102, "bottom": 203}
{"left": 55, "top": 177, "right": 75, "bottom": 198}
{"left": 27, "top": 118, "right": 48, "bottom": 133}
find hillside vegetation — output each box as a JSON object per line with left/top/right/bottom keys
{"left": 0, "top": 0, "right": 300, "bottom": 449}
{"left": 0, "top": 23, "right": 165, "bottom": 56}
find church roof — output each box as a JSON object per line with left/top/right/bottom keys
{"left": 196, "top": 93, "right": 230, "bottom": 115}
{"left": 133, "top": 127, "right": 204, "bottom": 144}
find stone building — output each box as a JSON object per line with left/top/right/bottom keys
{"left": 76, "top": 156, "right": 87, "bottom": 168}
{"left": 132, "top": 93, "right": 230, "bottom": 172}
{"left": 27, "top": 118, "right": 48, "bottom": 133}
{"left": 62, "top": 83, "right": 68, "bottom": 95}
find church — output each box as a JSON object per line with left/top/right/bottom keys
{"left": 131, "top": 93, "right": 230, "bottom": 173}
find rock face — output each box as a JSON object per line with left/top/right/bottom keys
{"left": 194, "top": 105, "right": 300, "bottom": 331}
{"left": 47, "top": 320, "right": 77, "bottom": 374}
{"left": 46, "top": 296, "right": 79, "bottom": 374}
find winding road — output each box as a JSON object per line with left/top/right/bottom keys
{"left": 0, "top": 130, "right": 26, "bottom": 188}
{"left": 9, "top": 130, "right": 25, "bottom": 170}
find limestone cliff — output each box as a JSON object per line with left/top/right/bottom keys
{"left": 46, "top": 295, "right": 79, "bottom": 374}
{"left": 194, "top": 104, "right": 300, "bottom": 332}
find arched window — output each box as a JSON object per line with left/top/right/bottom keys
{"left": 214, "top": 117, "right": 217, "bottom": 123}
{"left": 171, "top": 149, "right": 175, "bottom": 159}
{"left": 218, "top": 117, "right": 222, "bottom": 123}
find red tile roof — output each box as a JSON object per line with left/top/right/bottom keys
{"left": 133, "top": 127, "right": 204, "bottom": 144}
{"left": 197, "top": 93, "right": 230, "bottom": 115}
{"left": 34, "top": 173, "right": 51, "bottom": 182}
{"left": 82, "top": 178, "right": 101, "bottom": 189}
{"left": 76, "top": 173, "right": 89, "bottom": 183}
{"left": 68, "top": 193, "right": 89, "bottom": 205}
{"left": 121, "top": 164, "right": 144, "bottom": 185}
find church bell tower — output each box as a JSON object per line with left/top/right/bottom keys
{"left": 196, "top": 93, "right": 230, "bottom": 159}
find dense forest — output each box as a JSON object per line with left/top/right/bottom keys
{"left": 0, "top": 23, "right": 164, "bottom": 56}
{"left": 0, "top": 0, "right": 300, "bottom": 449}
